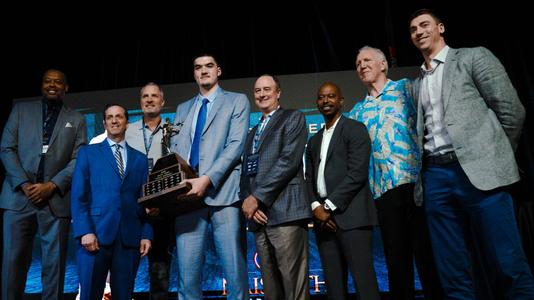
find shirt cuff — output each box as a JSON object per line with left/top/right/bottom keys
{"left": 324, "top": 199, "right": 337, "bottom": 211}
{"left": 311, "top": 201, "right": 321, "bottom": 211}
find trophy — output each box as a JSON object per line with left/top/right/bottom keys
{"left": 138, "top": 119, "right": 206, "bottom": 215}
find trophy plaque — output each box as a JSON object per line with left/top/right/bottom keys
{"left": 138, "top": 119, "right": 206, "bottom": 215}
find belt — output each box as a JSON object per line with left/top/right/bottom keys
{"left": 425, "top": 152, "right": 458, "bottom": 165}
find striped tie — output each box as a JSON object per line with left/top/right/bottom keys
{"left": 114, "top": 144, "right": 125, "bottom": 178}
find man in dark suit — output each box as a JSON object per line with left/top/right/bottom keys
{"left": 0, "top": 69, "right": 87, "bottom": 300}
{"left": 409, "top": 9, "right": 534, "bottom": 298}
{"left": 241, "top": 74, "right": 312, "bottom": 300}
{"left": 71, "top": 104, "right": 152, "bottom": 300}
{"left": 306, "top": 82, "right": 380, "bottom": 300}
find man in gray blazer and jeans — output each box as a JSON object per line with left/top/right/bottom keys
{"left": 409, "top": 9, "right": 534, "bottom": 298}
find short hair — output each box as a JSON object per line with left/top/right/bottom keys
{"left": 43, "top": 68, "right": 68, "bottom": 85}
{"left": 257, "top": 74, "right": 281, "bottom": 91}
{"left": 357, "top": 46, "right": 389, "bottom": 75}
{"left": 103, "top": 103, "right": 129, "bottom": 121}
{"left": 192, "top": 53, "right": 219, "bottom": 66}
{"left": 140, "top": 82, "right": 164, "bottom": 99}
{"left": 409, "top": 8, "right": 443, "bottom": 25}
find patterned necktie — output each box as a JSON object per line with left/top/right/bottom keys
{"left": 189, "top": 98, "right": 209, "bottom": 171}
{"left": 252, "top": 114, "right": 271, "bottom": 153}
{"left": 114, "top": 144, "right": 125, "bottom": 178}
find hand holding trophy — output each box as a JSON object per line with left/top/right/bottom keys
{"left": 138, "top": 119, "right": 206, "bottom": 215}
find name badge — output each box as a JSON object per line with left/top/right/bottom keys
{"left": 41, "top": 145, "right": 49, "bottom": 154}
{"left": 245, "top": 154, "right": 259, "bottom": 176}
{"left": 148, "top": 158, "right": 154, "bottom": 171}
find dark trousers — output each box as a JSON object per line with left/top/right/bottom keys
{"left": 148, "top": 217, "right": 175, "bottom": 300}
{"left": 423, "top": 162, "right": 534, "bottom": 299}
{"left": 375, "top": 183, "right": 443, "bottom": 299}
{"left": 315, "top": 225, "right": 380, "bottom": 300}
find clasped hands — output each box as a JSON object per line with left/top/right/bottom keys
{"left": 242, "top": 195, "right": 268, "bottom": 225}
{"left": 313, "top": 205, "right": 337, "bottom": 232}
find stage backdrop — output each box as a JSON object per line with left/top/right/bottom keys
{"left": 18, "top": 67, "right": 422, "bottom": 297}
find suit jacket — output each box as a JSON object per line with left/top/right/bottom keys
{"left": 0, "top": 99, "right": 87, "bottom": 217}
{"left": 305, "top": 116, "right": 377, "bottom": 230}
{"left": 171, "top": 88, "right": 250, "bottom": 206}
{"left": 71, "top": 141, "right": 152, "bottom": 247}
{"left": 125, "top": 119, "right": 164, "bottom": 162}
{"left": 240, "top": 108, "right": 311, "bottom": 227}
{"left": 412, "top": 47, "right": 525, "bottom": 201}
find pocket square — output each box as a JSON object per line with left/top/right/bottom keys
{"left": 65, "top": 122, "right": 73, "bottom": 128}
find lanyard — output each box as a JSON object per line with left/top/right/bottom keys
{"left": 141, "top": 121, "right": 162, "bottom": 155}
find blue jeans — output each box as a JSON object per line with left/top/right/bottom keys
{"left": 423, "top": 162, "right": 534, "bottom": 299}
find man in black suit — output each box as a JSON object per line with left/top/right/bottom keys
{"left": 306, "top": 82, "right": 380, "bottom": 300}
{"left": 241, "top": 74, "right": 312, "bottom": 300}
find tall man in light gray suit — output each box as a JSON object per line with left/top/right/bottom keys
{"left": 409, "top": 9, "right": 534, "bottom": 298}
{"left": 0, "top": 69, "right": 87, "bottom": 300}
{"left": 170, "top": 54, "right": 250, "bottom": 299}
{"left": 241, "top": 75, "right": 312, "bottom": 300}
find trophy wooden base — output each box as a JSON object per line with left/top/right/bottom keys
{"left": 138, "top": 153, "right": 205, "bottom": 216}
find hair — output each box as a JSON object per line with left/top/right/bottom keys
{"left": 192, "top": 52, "right": 219, "bottom": 66}
{"left": 409, "top": 8, "right": 443, "bottom": 25}
{"left": 140, "top": 82, "right": 164, "bottom": 99}
{"left": 103, "top": 103, "right": 129, "bottom": 121}
{"left": 257, "top": 74, "right": 281, "bottom": 91}
{"left": 357, "top": 46, "right": 389, "bottom": 75}
{"left": 43, "top": 68, "right": 68, "bottom": 85}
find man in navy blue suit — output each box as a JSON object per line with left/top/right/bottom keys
{"left": 71, "top": 104, "right": 152, "bottom": 300}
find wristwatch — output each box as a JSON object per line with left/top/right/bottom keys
{"left": 323, "top": 202, "right": 332, "bottom": 211}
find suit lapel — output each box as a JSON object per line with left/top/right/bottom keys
{"left": 98, "top": 141, "right": 122, "bottom": 179}
{"left": 245, "top": 126, "right": 257, "bottom": 155}
{"left": 202, "top": 90, "right": 225, "bottom": 135}
{"left": 441, "top": 48, "right": 457, "bottom": 111}
{"left": 123, "top": 144, "right": 136, "bottom": 181}
{"left": 29, "top": 101, "right": 43, "bottom": 146}
{"left": 312, "top": 128, "right": 324, "bottom": 175}
{"left": 325, "top": 117, "right": 344, "bottom": 162}
{"left": 48, "top": 105, "right": 68, "bottom": 147}
{"left": 256, "top": 108, "right": 284, "bottom": 153}
{"left": 176, "top": 99, "right": 195, "bottom": 155}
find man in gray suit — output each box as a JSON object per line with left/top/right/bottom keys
{"left": 170, "top": 54, "right": 250, "bottom": 300}
{"left": 0, "top": 69, "right": 87, "bottom": 300}
{"left": 125, "top": 82, "right": 173, "bottom": 300}
{"left": 241, "top": 74, "right": 312, "bottom": 300}
{"left": 409, "top": 9, "right": 534, "bottom": 298}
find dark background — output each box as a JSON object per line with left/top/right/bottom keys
{"left": 2, "top": 0, "right": 533, "bottom": 289}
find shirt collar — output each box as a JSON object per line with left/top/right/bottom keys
{"left": 259, "top": 106, "right": 280, "bottom": 122}
{"left": 198, "top": 85, "right": 220, "bottom": 104}
{"left": 106, "top": 138, "right": 126, "bottom": 149}
{"left": 325, "top": 115, "right": 341, "bottom": 133}
{"left": 420, "top": 45, "right": 449, "bottom": 74}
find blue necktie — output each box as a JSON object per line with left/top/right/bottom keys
{"left": 190, "top": 98, "right": 208, "bottom": 171}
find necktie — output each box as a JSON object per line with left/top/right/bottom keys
{"left": 252, "top": 115, "right": 270, "bottom": 153}
{"left": 190, "top": 98, "right": 209, "bottom": 171}
{"left": 114, "top": 144, "right": 125, "bottom": 178}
